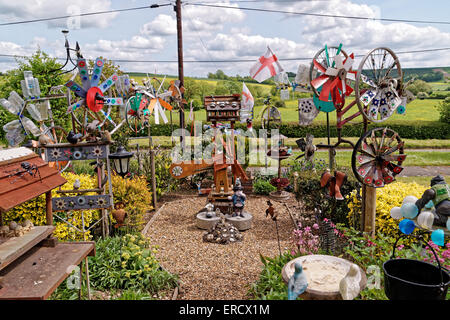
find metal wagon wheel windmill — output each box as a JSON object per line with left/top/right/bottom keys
{"left": 64, "top": 57, "right": 125, "bottom": 134}
{"left": 352, "top": 127, "right": 406, "bottom": 188}
{"left": 355, "top": 47, "right": 404, "bottom": 123}
{"left": 125, "top": 92, "right": 150, "bottom": 134}
{"left": 307, "top": 44, "right": 410, "bottom": 187}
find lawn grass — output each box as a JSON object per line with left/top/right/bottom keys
{"left": 128, "top": 136, "right": 450, "bottom": 150}
{"left": 245, "top": 150, "right": 450, "bottom": 168}
{"left": 395, "top": 176, "right": 450, "bottom": 186}
{"left": 143, "top": 96, "right": 443, "bottom": 125}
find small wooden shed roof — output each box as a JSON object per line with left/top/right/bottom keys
{"left": 0, "top": 147, "right": 66, "bottom": 213}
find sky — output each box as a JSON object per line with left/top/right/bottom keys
{"left": 0, "top": 0, "right": 449, "bottom": 77}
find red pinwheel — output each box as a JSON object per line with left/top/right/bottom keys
{"left": 311, "top": 53, "right": 357, "bottom": 106}
{"left": 65, "top": 58, "right": 123, "bottom": 114}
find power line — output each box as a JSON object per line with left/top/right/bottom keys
{"left": 0, "top": 47, "right": 448, "bottom": 64}
{"left": 186, "top": 2, "right": 450, "bottom": 25}
{"left": 0, "top": 3, "right": 171, "bottom": 27}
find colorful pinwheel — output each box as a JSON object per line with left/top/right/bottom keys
{"left": 311, "top": 52, "right": 357, "bottom": 106}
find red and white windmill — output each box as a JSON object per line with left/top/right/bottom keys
{"left": 311, "top": 53, "right": 357, "bottom": 106}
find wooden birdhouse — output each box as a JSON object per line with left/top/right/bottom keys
{"left": 204, "top": 95, "right": 241, "bottom": 122}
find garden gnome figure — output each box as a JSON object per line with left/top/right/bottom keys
{"left": 415, "top": 175, "right": 450, "bottom": 226}
{"left": 288, "top": 261, "right": 308, "bottom": 300}
{"left": 231, "top": 185, "right": 246, "bottom": 218}
{"left": 205, "top": 201, "right": 215, "bottom": 219}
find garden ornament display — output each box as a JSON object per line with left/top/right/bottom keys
{"left": 298, "top": 98, "right": 319, "bottom": 126}
{"left": 0, "top": 71, "right": 65, "bottom": 147}
{"left": 65, "top": 57, "right": 124, "bottom": 120}
{"left": 73, "top": 178, "right": 81, "bottom": 190}
{"left": 415, "top": 175, "right": 450, "bottom": 227}
{"left": 320, "top": 170, "right": 346, "bottom": 200}
{"left": 205, "top": 201, "right": 215, "bottom": 218}
{"left": 309, "top": 45, "right": 410, "bottom": 189}
{"left": 352, "top": 127, "right": 406, "bottom": 188}
{"left": 295, "top": 134, "right": 317, "bottom": 162}
{"left": 67, "top": 130, "right": 83, "bottom": 144}
{"left": 288, "top": 261, "right": 308, "bottom": 300}
{"left": 265, "top": 200, "right": 277, "bottom": 221}
{"left": 339, "top": 264, "right": 361, "bottom": 300}
{"left": 112, "top": 202, "right": 127, "bottom": 228}
{"left": 230, "top": 185, "right": 246, "bottom": 218}
{"left": 399, "top": 219, "right": 416, "bottom": 235}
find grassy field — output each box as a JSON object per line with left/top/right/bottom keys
{"left": 396, "top": 176, "right": 450, "bottom": 186}
{"left": 143, "top": 95, "right": 443, "bottom": 125}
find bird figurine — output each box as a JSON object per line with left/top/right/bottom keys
{"left": 66, "top": 130, "right": 83, "bottom": 144}
{"left": 265, "top": 200, "right": 278, "bottom": 221}
{"left": 38, "top": 133, "right": 52, "bottom": 146}
{"left": 288, "top": 261, "right": 308, "bottom": 300}
{"left": 73, "top": 178, "right": 81, "bottom": 190}
{"left": 339, "top": 263, "right": 361, "bottom": 300}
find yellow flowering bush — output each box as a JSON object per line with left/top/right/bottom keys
{"left": 346, "top": 182, "right": 428, "bottom": 239}
{"left": 3, "top": 172, "right": 98, "bottom": 241}
{"left": 110, "top": 174, "right": 153, "bottom": 230}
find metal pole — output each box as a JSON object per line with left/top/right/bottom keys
{"left": 326, "top": 113, "right": 335, "bottom": 171}
{"left": 175, "top": 0, "right": 185, "bottom": 148}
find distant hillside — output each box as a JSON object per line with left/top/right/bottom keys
{"left": 127, "top": 66, "right": 449, "bottom": 83}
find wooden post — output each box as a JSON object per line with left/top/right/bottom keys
{"left": 364, "top": 186, "right": 377, "bottom": 236}
{"left": 45, "top": 191, "right": 53, "bottom": 225}
{"left": 148, "top": 123, "right": 157, "bottom": 209}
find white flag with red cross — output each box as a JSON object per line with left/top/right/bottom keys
{"left": 249, "top": 46, "right": 284, "bottom": 83}
{"left": 240, "top": 82, "right": 254, "bottom": 123}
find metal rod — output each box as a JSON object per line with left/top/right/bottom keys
{"left": 275, "top": 219, "right": 282, "bottom": 257}
{"left": 175, "top": 0, "right": 185, "bottom": 148}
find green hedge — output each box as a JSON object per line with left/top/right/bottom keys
{"left": 136, "top": 121, "right": 450, "bottom": 139}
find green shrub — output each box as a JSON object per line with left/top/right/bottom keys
{"left": 135, "top": 121, "right": 450, "bottom": 139}
{"left": 253, "top": 179, "right": 277, "bottom": 195}
{"left": 248, "top": 253, "right": 296, "bottom": 300}
{"left": 435, "top": 97, "right": 450, "bottom": 123}
{"left": 89, "top": 233, "right": 178, "bottom": 291}
{"left": 417, "top": 92, "right": 429, "bottom": 99}
{"left": 274, "top": 100, "right": 286, "bottom": 108}
{"left": 293, "top": 168, "right": 361, "bottom": 226}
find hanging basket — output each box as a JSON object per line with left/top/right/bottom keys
{"left": 383, "top": 234, "right": 450, "bottom": 300}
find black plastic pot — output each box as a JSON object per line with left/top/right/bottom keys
{"left": 383, "top": 234, "right": 450, "bottom": 300}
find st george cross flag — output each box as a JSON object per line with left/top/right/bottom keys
{"left": 249, "top": 46, "right": 284, "bottom": 83}
{"left": 240, "top": 82, "right": 254, "bottom": 123}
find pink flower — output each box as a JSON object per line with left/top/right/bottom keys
{"left": 313, "top": 223, "right": 319, "bottom": 230}
{"left": 397, "top": 245, "right": 404, "bottom": 251}
{"left": 323, "top": 218, "right": 328, "bottom": 222}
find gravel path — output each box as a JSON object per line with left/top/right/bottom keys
{"left": 144, "top": 196, "right": 298, "bottom": 300}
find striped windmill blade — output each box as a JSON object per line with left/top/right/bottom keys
{"left": 77, "top": 58, "right": 92, "bottom": 92}
{"left": 67, "top": 99, "right": 85, "bottom": 113}
{"left": 99, "top": 74, "right": 119, "bottom": 94}
{"left": 90, "top": 58, "right": 104, "bottom": 88}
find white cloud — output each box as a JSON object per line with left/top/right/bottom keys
{"left": 0, "top": 0, "right": 117, "bottom": 29}
{"left": 141, "top": 14, "right": 177, "bottom": 36}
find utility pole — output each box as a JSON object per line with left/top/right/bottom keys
{"left": 175, "top": 0, "right": 185, "bottom": 147}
